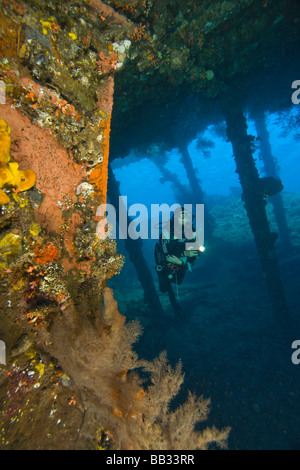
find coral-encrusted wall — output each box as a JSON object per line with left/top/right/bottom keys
{"left": 0, "top": 0, "right": 132, "bottom": 448}
{"left": 0, "top": 0, "right": 134, "bottom": 270}
{"left": 0, "top": 104, "right": 87, "bottom": 234}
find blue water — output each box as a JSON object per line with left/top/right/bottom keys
{"left": 112, "top": 111, "right": 300, "bottom": 199}
{"left": 108, "top": 108, "right": 300, "bottom": 450}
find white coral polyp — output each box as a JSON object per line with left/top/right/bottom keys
{"left": 76, "top": 182, "right": 95, "bottom": 195}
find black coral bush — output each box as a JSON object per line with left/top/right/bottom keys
{"left": 33, "top": 287, "right": 230, "bottom": 449}
{"left": 94, "top": 288, "right": 230, "bottom": 450}
{"left": 124, "top": 351, "right": 230, "bottom": 450}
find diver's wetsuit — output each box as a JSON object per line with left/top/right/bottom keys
{"left": 154, "top": 224, "right": 198, "bottom": 293}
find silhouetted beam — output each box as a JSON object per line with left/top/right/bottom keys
{"left": 159, "top": 164, "right": 187, "bottom": 197}
{"left": 107, "top": 165, "right": 164, "bottom": 317}
{"left": 253, "top": 110, "right": 291, "bottom": 250}
{"left": 179, "top": 145, "right": 214, "bottom": 239}
{"left": 157, "top": 161, "right": 198, "bottom": 209}
{"left": 179, "top": 145, "right": 204, "bottom": 197}
{"left": 222, "top": 99, "right": 289, "bottom": 321}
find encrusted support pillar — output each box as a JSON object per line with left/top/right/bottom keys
{"left": 108, "top": 165, "right": 164, "bottom": 318}
{"left": 222, "top": 98, "right": 289, "bottom": 323}
{"left": 253, "top": 110, "right": 291, "bottom": 250}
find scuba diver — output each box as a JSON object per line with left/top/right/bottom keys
{"left": 154, "top": 206, "right": 204, "bottom": 314}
